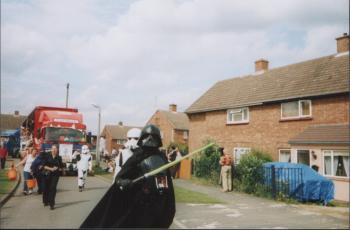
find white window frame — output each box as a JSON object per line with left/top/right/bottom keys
{"left": 183, "top": 131, "right": 188, "bottom": 140}
{"left": 116, "top": 139, "right": 126, "bottom": 145}
{"left": 279, "top": 149, "right": 291, "bottom": 162}
{"left": 233, "top": 147, "right": 251, "bottom": 164}
{"left": 296, "top": 149, "right": 310, "bottom": 166}
{"left": 280, "top": 100, "right": 312, "bottom": 119}
{"left": 322, "top": 150, "right": 349, "bottom": 178}
{"left": 227, "top": 107, "right": 249, "bottom": 124}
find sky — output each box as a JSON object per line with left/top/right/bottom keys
{"left": 1, "top": 0, "right": 349, "bottom": 134}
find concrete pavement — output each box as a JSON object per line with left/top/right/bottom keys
{"left": 170, "top": 179, "right": 349, "bottom": 229}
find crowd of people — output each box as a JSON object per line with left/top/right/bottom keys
{"left": 14, "top": 144, "right": 64, "bottom": 210}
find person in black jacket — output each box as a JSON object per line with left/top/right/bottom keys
{"left": 80, "top": 124, "right": 175, "bottom": 228}
{"left": 30, "top": 148, "right": 45, "bottom": 194}
{"left": 42, "top": 144, "right": 64, "bottom": 210}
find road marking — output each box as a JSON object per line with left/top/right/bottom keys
{"left": 173, "top": 217, "right": 188, "bottom": 229}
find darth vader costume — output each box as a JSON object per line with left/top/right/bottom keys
{"left": 80, "top": 124, "right": 176, "bottom": 228}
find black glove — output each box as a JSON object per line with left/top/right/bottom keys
{"left": 115, "top": 178, "right": 133, "bottom": 191}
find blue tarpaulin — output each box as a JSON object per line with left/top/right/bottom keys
{"left": 263, "top": 162, "right": 334, "bottom": 204}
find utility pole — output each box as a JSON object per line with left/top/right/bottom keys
{"left": 65, "top": 83, "right": 70, "bottom": 108}
{"left": 92, "top": 104, "right": 101, "bottom": 167}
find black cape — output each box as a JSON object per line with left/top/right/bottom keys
{"left": 80, "top": 148, "right": 176, "bottom": 228}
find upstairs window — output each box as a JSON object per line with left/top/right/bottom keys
{"left": 227, "top": 107, "right": 249, "bottom": 124}
{"left": 281, "top": 100, "right": 311, "bottom": 119}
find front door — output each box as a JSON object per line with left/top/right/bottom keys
{"left": 297, "top": 150, "right": 310, "bottom": 166}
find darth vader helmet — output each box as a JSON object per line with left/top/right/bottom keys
{"left": 137, "top": 124, "right": 162, "bottom": 148}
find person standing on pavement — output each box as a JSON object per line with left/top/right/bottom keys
{"left": 31, "top": 149, "right": 45, "bottom": 194}
{"left": 219, "top": 147, "right": 233, "bottom": 192}
{"left": 42, "top": 144, "right": 64, "bottom": 210}
{"left": 73, "top": 145, "right": 92, "bottom": 192}
{"left": 15, "top": 146, "right": 37, "bottom": 195}
{"left": 0, "top": 143, "right": 8, "bottom": 169}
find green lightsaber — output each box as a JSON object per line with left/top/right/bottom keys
{"left": 132, "top": 142, "right": 215, "bottom": 184}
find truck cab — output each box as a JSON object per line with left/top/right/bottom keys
{"left": 23, "top": 106, "right": 87, "bottom": 175}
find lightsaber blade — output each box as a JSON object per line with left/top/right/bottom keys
{"left": 132, "top": 142, "right": 215, "bottom": 184}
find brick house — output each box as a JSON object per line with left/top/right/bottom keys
{"left": 100, "top": 122, "right": 142, "bottom": 154}
{"left": 147, "top": 104, "right": 189, "bottom": 150}
{"left": 185, "top": 34, "right": 349, "bottom": 201}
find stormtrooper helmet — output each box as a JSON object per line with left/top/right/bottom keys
{"left": 124, "top": 128, "right": 141, "bottom": 150}
{"left": 81, "top": 145, "right": 89, "bottom": 154}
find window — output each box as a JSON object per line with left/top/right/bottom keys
{"left": 281, "top": 100, "right": 311, "bottom": 119}
{"left": 279, "top": 149, "right": 291, "bottom": 162}
{"left": 297, "top": 150, "right": 310, "bottom": 166}
{"left": 116, "top": 139, "right": 126, "bottom": 145}
{"left": 324, "top": 150, "right": 349, "bottom": 177}
{"left": 44, "top": 127, "right": 84, "bottom": 143}
{"left": 227, "top": 107, "right": 249, "bottom": 124}
{"left": 233, "top": 147, "right": 251, "bottom": 164}
{"left": 183, "top": 131, "right": 188, "bottom": 140}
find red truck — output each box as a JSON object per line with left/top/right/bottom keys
{"left": 22, "top": 106, "right": 88, "bottom": 174}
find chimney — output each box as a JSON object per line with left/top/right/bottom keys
{"left": 118, "top": 121, "right": 123, "bottom": 126}
{"left": 14, "top": 110, "right": 19, "bottom": 116}
{"left": 336, "top": 33, "right": 349, "bottom": 53}
{"left": 169, "top": 104, "right": 177, "bottom": 112}
{"left": 255, "top": 59, "right": 269, "bottom": 73}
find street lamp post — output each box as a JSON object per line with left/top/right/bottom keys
{"left": 92, "top": 104, "right": 101, "bottom": 167}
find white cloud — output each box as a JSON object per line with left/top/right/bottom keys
{"left": 1, "top": 0, "right": 348, "bottom": 133}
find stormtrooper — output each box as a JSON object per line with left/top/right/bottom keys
{"left": 73, "top": 145, "right": 92, "bottom": 192}
{"left": 113, "top": 128, "right": 141, "bottom": 183}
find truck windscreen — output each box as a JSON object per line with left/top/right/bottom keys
{"left": 44, "top": 127, "right": 84, "bottom": 143}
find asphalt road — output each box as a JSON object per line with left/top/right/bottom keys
{"left": 1, "top": 175, "right": 349, "bottom": 229}
{"left": 0, "top": 175, "right": 110, "bottom": 229}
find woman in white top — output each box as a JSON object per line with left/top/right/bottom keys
{"left": 16, "top": 147, "right": 38, "bottom": 195}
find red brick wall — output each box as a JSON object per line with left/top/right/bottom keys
{"left": 173, "top": 129, "right": 188, "bottom": 145}
{"left": 147, "top": 111, "right": 174, "bottom": 148}
{"left": 105, "top": 136, "right": 112, "bottom": 154}
{"left": 188, "top": 94, "right": 349, "bottom": 160}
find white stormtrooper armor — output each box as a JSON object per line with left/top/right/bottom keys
{"left": 73, "top": 145, "right": 92, "bottom": 191}
{"left": 113, "top": 128, "right": 141, "bottom": 183}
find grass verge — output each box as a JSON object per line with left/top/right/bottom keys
{"left": 93, "top": 170, "right": 222, "bottom": 204}
{"left": 0, "top": 167, "right": 17, "bottom": 200}
{"left": 175, "top": 186, "right": 222, "bottom": 204}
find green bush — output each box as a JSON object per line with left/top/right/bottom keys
{"left": 235, "top": 149, "right": 272, "bottom": 194}
{"left": 193, "top": 139, "right": 220, "bottom": 184}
